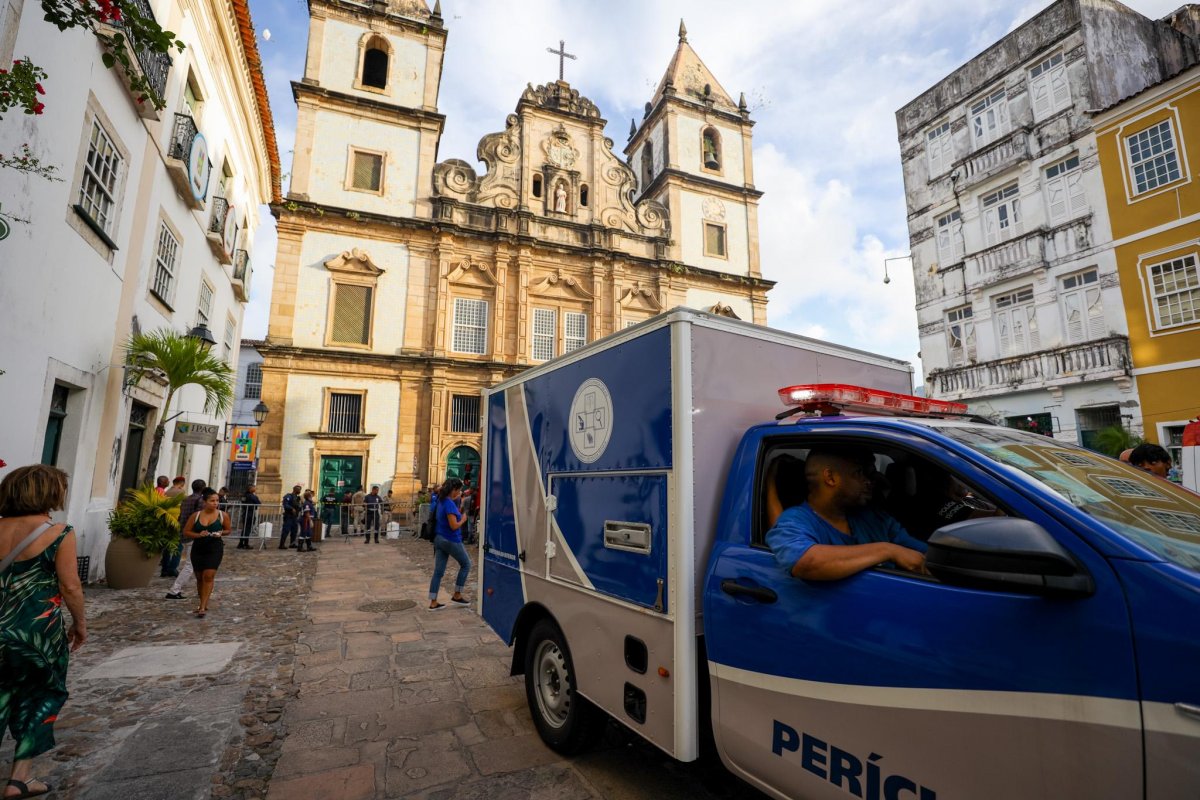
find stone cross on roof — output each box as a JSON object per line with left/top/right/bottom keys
{"left": 546, "top": 39, "right": 576, "bottom": 82}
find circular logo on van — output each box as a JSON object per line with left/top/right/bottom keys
{"left": 569, "top": 378, "right": 613, "bottom": 463}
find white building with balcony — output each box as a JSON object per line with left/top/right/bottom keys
{"left": 0, "top": 0, "right": 280, "bottom": 578}
{"left": 896, "top": 0, "right": 1200, "bottom": 448}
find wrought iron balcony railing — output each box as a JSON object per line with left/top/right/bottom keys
{"left": 168, "top": 112, "right": 200, "bottom": 162}
{"left": 208, "top": 196, "right": 230, "bottom": 235}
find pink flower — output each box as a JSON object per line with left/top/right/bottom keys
{"left": 33, "top": 102, "right": 44, "bottom": 114}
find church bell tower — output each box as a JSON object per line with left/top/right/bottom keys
{"left": 625, "top": 21, "right": 762, "bottom": 295}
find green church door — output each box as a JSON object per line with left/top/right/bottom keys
{"left": 319, "top": 456, "right": 363, "bottom": 497}
{"left": 445, "top": 446, "right": 480, "bottom": 482}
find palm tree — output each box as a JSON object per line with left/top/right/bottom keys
{"left": 1093, "top": 424, "right": 1143, "bottom": 458}
{"left": 124, "top": 329, "right": 235, "bottom": 484}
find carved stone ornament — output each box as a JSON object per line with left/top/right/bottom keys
{"left": 708, "top": 303, "right": 741, "bottom": 319}
{"left": 520, "top": 82, "right": 600, "bottom": 119}
{"left": 385, "top": 0, "right": 431, "bottom": 19}
{"left": 529, "top": 269, "right": 594, "bottom": 299}
{"left": 432, "top": 115, "right": 521, "bottom": 209}
{"left": 543, "top": 125, "right": 578, "bottom": 169}
{"left": 446, "top": 261, "right": 499, "bottom": 287}
{"left": 618, "top": 282, "right": 662, "bottom": 312}
{"left": 324, "top": 248, "right": 384, "bottom": 275}
{"left": 702, "top": 197, "right": 726, "bottom": 222}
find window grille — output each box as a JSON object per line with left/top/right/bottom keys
{"left": 244, "top": 363, "right": 262, "bottom": 399}
{"left": 450, "top": 394, "right": 481, "bottom": 433}
{"left": 351, "top": 151, "right": 383, "bottom": 191}
{"left": 79, "top": 121, "right": 121, "bottom": 234}
{"left": 532, "top": 308, "right": 556, "bottom": 361}
{"left": 331, "top": 284, "right": 372, "bottom": 344}
{"left": 152, "top": 222, "right": 179, "bottom": 303}
{"left": 704, "top": 222, "right": 727, "bottom": 257}
{"left": 452, "top": 298, "right": 488, "bottom": 354}
{"left": 328, "top": 393, "right": 363, "bottom": 434}
{"left": 1127, "top": 121, "right": 1182, "bottom": 195}
{"left": 564, "top": 312, "right": 587, "bottom": 353}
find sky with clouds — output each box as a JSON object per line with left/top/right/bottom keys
{"left": 242, "top": 0, "right": 1182, "bottom": 384}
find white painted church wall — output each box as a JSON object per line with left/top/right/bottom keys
{"left": 320, "top": 18, "right": 426, "bottom": 108}
{"left": 678, "top": 188, "right": 750, "bottom": 275}
{"left": 292, "top": 232, "right": 411, "bottom": 352}
{"left": 308, "top": 109, "right": 420, "bottom": 216}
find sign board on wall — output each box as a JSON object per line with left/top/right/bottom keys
{"left": 188, "top": 133, "right": 211, "bottom": 203}
{"left": 173, "top": 421, "right": 220, "bottom": 446}
{"left": 229, "top": 427, "right": 258, "bottom": 462}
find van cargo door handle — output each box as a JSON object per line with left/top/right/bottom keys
{"left": 1176, "top": 702, "right": 1200, "bottom": 722}
{"left": 720, "top": 580, "right": 777, "bottom": 604}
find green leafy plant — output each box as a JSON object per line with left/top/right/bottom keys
{"left": 39, "top": 0, "right": 185, "bottom": 109}
{"left": 108, "top": 484, "right": 182, "bottom": 557}
{"left": 0, "top": 143, "right": 62, "bottom": 180}
{"left": 1093, "top": 424, "right": 1143, "bottom": 458}
{"left": 124, "top": 328, "right": 235, "bottom": 484}
{"left": 0, "top": 58, "right": 48, "bottom": 118}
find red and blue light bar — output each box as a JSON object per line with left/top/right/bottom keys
{"left": 778, "top": 384, "right": 967, "bottom": 417}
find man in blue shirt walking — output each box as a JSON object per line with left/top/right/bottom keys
{"left": 767, "top": 446, "right": 927, "bottom": 581}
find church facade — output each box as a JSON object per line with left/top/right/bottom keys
{"left": 256, "top": 0, "right": 772, "bottom": 501}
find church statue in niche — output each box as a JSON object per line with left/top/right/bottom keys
{"left": 553, "top": 180, "right": 568, "bottom": 213}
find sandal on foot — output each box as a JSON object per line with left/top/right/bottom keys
{"left": 427, "top": 602, "right": 446, "bottom": 611}
{"left": 6, "top": 779, "right": 52, "bottom": 799}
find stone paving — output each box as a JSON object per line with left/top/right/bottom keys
{"left": 2, "top": 533, "right": 764, "bottom": 800}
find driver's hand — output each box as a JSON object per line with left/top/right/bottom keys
{"left": 891, "top": 546, "right": 929, "bottom": 575}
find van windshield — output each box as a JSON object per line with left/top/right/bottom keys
{"left": 938, "top": 426, "right": 1200, "bottom": 571}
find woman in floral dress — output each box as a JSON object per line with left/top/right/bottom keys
{"left": 0, "top": 465, "right": 87, "bottom": 799}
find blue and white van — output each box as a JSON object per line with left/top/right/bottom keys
{"left": 478, "top": 309, "right": 1200, "bottom": 799}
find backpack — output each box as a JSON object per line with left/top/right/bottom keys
{"left": 419, "top": 499, "right": 438, "bottom": 542}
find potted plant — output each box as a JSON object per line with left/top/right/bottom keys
{"left": 105, "top": 485, "right": 182, "bottom": 589}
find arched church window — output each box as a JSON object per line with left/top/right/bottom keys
{"left": 642, "top": 145, "right": 654, "bottom": 188}
{"left": 702, "top": 127, "right": 721, "bottom": 171}
{"left": 532, "top": 174, "right": 543, "bottom": 198}
{"left": 579, "top": 184, "right": 589, "bottom": 207}
{"left": 361, "top": 40, "right": 389, "bottom": 90}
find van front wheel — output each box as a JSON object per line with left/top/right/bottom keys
{"left": 524, "top": 618, "right": 605, "bottom": 754}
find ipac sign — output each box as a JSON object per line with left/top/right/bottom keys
{"left": 173, "top": 421, "right": 220, "bottom": 446}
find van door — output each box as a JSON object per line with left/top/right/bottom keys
{"left": 703, "top": 430, "right": 1142, "bottom": 800}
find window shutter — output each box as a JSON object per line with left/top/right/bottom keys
{"left": 964, "top": 321, "right": 977, "bottom": 360}
{"left": 1066, "top": 169, "right": 1087, "bottom": 217}
{"left": 1085, "top": 286, "right": 1105, "bottom": 339}
{"left": 1031, "top": 74, "right": 1051, "bottom": 119}
{"left": 1062, "top": 289, "right": 1084, "bottom": 343}
{"left": 332, "top": 284, "right": 372, "bottom": 344}
{"left": 983, "top": 207, "right": 999, "bottom": 246}
{"left": 937, "top": 224, "right": 951, "bottom": 263}
{"left": 1025, "top": 304, "right": 1040, "bottom": 350}
{"left": 352, "top": 152, "right": 382, "bottom": 191}
{"left": 1046, "top": 175, "right": 1067, "bottom": 225}
{"left": 1050, "top": 65, "right": 1070, "bottom": 110}
{"left": 996, "top": 310, "right": 1013, "bottom": 355}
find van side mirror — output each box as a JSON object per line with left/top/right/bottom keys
{"left": 925, "top": 518, "right": 1094, "bottom": 598}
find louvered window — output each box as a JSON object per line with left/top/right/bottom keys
{"left": 451, "top": 298, "right": 488, "bottom": 355}
{"left": 993, "top": 286, "right": 1039, "bottom": 355}
{"left": 331, "top": 283, "right": 372, "bottom": 345}
{"left": 350, "top": 150, "right": 383, "bottom": 192}
{"left": 1029, "top": 52, "right": 1070, "bottom": 120}
{"left": 532, "top": 308, "right": 556, "bottom": 361}
{"left": 1044, "top": 155, "right": 1086, "bottom": 225}
{"left": 564, "top": 312, "right": 587, "bottom": 353}
{"left": 327, "top": 392, "right": 363, "bottom": 433}
{"left": 945, "top": 305, "right": 975, "bottom": 366}
{"left": 935, "top": 210, "right": 963, "bottom": 265}
{"left": 969, "top": 88, "right": 1009, "bottom": 149}
{"left": 981, "top": 184, "right": 1021, "bottom": 246}
{"left": 1060, "top": 269, "right": 1104, "bottom": 343}
{"left": 196, "top": 280, "right": 214, "bottom": 327}
{"left": 926, "top": 121, "right": 953, "bottom": 177}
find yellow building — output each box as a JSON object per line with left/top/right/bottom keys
{"left": 1095, "top": 65, "right": 1200, "bottom": 467}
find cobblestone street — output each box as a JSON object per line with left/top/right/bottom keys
{"left": 1, "top": 534, "right": 762, "bottom": 800}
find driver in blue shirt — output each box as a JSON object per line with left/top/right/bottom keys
{"left": 767, "top": 446, "right": 928, "bottom": 580}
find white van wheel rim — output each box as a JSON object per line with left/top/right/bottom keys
{"left": 533, "top": 639, "right": 571, "bottom": 728}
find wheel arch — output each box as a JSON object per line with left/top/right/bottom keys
{"left": 508, "top": 601, "right": 558, "bottom": 676}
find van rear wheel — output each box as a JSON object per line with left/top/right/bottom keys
{"left": 524, "top": 618, "right": 605, "bottom": 754}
